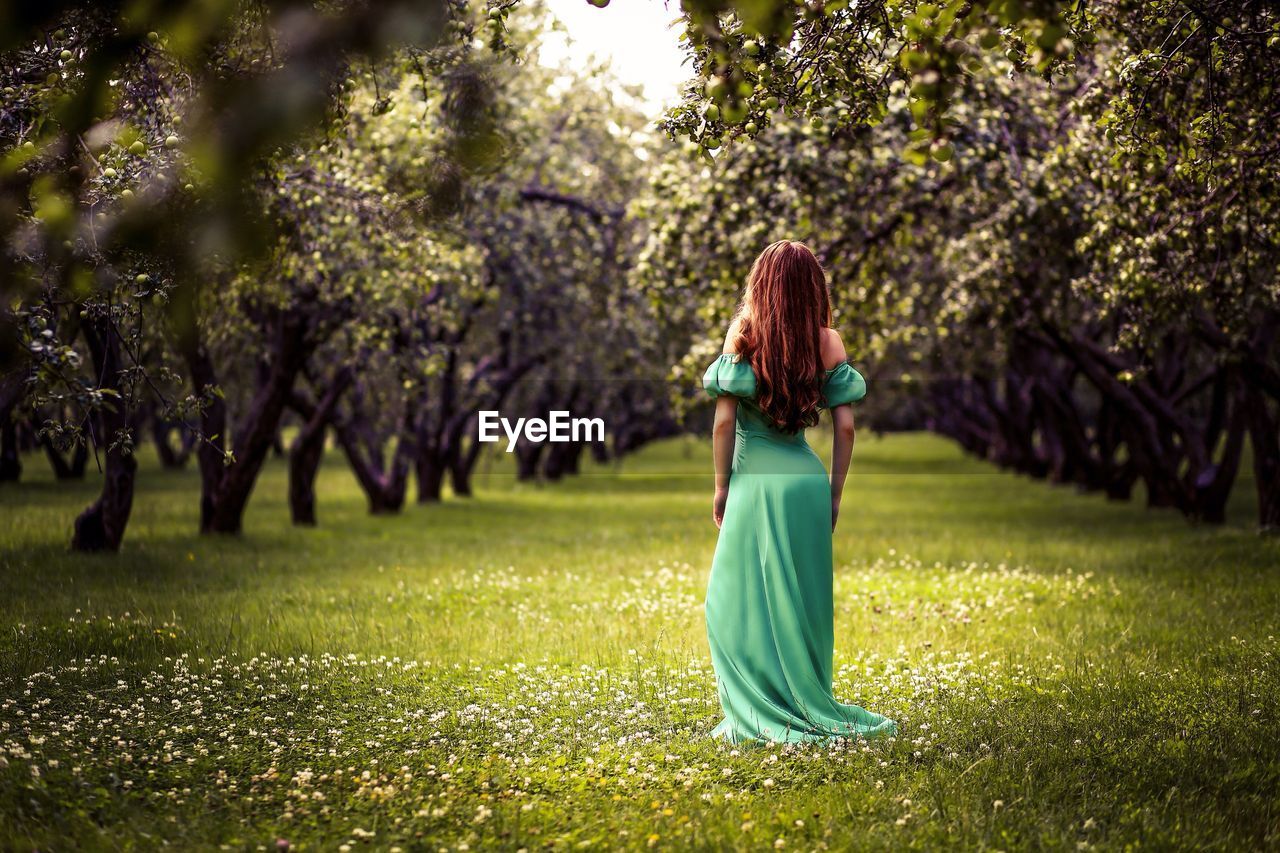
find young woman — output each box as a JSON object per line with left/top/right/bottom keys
{"left": 702, "top": 240, "right": 897, "bottom": 745}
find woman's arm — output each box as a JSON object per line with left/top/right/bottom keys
{"left": 712, "top": 318, "right": 744, "bottom": 528}
{"left": 829, "top": 404, "right": 855, "bottom": 531}
{"left": 822, "top": 328, "right": 855, "bottom": 531}
{"left": 712, "top": 395, "right": 738, "bottom": 528}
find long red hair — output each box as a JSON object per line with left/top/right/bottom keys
{"left": 730, "top": 240, "right": 832, "bottom": 434}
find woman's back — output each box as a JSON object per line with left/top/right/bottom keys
{"left": 701, "top": 239, "right": 895, "bottom": 745}
{"left": 708, "top": 324, "right": 867, "bottom": 439}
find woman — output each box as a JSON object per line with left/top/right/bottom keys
{"left": 702, "top": 240, "right": 897, "bottom": 745}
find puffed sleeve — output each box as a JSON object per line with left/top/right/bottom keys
{"left": 821, "top": 362, "right": 867, "bottom": 408}
{"left": 702, "top": 353, "right": 757, "bottom": 399}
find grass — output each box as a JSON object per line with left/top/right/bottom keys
{"left": 1, "top": 432, "right": 1278, "bottom": 851}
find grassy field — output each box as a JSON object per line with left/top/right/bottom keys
{"left": 1, "top": 432, "right": 1278, "bottom": 851}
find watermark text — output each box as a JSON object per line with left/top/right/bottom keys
{"left": 477, "top": 410, "right": 605, "bottom": 453}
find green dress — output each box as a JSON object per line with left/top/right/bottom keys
{"left": 702, "top": 353, "right": 897, "bottom": 745}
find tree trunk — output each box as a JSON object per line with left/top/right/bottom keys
{"left": 612, "top": 415, "right": 681, "bottom": 458}
{"left": 928, "top": 379, "right": 996, "bottom": 461}
{"left": 449, "top": 447, "right": 473, "bottom": 497}
{"left": 542, "top": 441, "right": 582, "bottom": 481}
{"left": 590, "top": 440, "right": 611, "bottom": 464}
{"left": 1033, "top": 382, "right": 1093, "bottom": 489}
{"left": 151, "top": 414, "right": 195, "bottom": 470}
{"left": 188, "top": 349, "right": 229, "bottom": 534}
{"left": 205, "top": 312, "right": 311, "bottom": 533}
{"left": 1094, "top": 400, "right": 1136, "bottom": 501}
{"left": 0, "top": 417, "right": 20, "bottom": 483}
{"left": 289, "top": 425, "right": 325, "bottom": 526}
{"left": 449, "top": 358, "right": 541, "bottom": 492}
{"left": 0, "top": 374, "right": 24, "bottom": 483}
{"left": 153, "top": 419, "right": 180, "bottom": 469}
{"left": 417, "top": 451, "right": 445, "bottom": 502}
{"left": 563, "top": 441, "right": 584, "bottom": 476}
{"left": 171, "top": 281, "right": 231, "bottom": 532}
{"left": 334, "top": 421, "right": 395, "bottom": 513}
{"left": 367, "top": 487, "right": 405, "bottom": 515}
{"left": 63, "top": 441, "right": 87, "bottom": 479}
{"left": 1047, "top": 327, "right": 1189, "bottom": 513}
{"left": 331, "top": 382, "right": 414, "bottom": 515}
{"left": 515, "top": 438, "right": 545, "bottom": 481}
{"left": 1245, "top": 388, "right": 1280, "bottom": 532}
{"left": 1186, "top": 385, "right": 1246, "bottom": 525}
{"left": 541, "top": 446, "right": 564, "bottom": 481}
{"left": 984, "top": 374, "right": 1027, "bottom": 473}
{"left": 41, "top": 434, "right": 88, "bottom": 480}
{"left": 288, "top": 370, "right": 352, "bottom": 526}
{"left": 417, "top": 348, "right": 461, "bottom": 500}
{"left": 174, "top": 291, "right": 311, "bottom": 535}
{"left": 458, "top": 427, "right": 487, "bottom": 493}
{"left": 71, "top": 320, "right": 137, "bottom": 552}
{"left": 447, "top": 416, "right": 479, "bottom": 497}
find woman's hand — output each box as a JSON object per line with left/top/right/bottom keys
{"left": 713, "top": 487, "right": 729, "bottom": 529}
{"left": 831, "top": 494, "right": 842, "bottom": 531}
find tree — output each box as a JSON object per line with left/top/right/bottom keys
{"left": 293, "top": 7, "right": 668, "bottom": 512}
{"left": 0, "top": 0, "right": 501, "bottom": 545}
{"left": 645, "top": 0, "right": 1279, "bottom": 527}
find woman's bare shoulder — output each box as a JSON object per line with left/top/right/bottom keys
{"left": 821, "top": 327, "right": 848, "bottom": 370}
{"left": 723, "top": 315, "right": 743, "bottom": 354}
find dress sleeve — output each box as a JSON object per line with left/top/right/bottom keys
{"left": 821, "top": 362, "right": 867, "bottom": 408}
{"left": 703, "top": 353, "right": 757, "bottom": 399}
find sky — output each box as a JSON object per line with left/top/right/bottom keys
{"left": 535, "top": 0, "right": 691, "bottom": 119}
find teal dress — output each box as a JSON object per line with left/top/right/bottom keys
{"left": 702, "top": 353, "right": 897, "bottom": 745}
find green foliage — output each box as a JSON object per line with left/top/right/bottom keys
{"left": 666, "top": 0, "right": 1082, "bottom": 158}
{"left": 0, "top": 0, "right": 486, "bottom": 457}
{"left": 643, "top": 0, "right": 1280, "bottom": 525}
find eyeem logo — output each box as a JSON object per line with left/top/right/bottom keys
{"left": 477, "top": 411, "right": 605, "bottom": 453}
